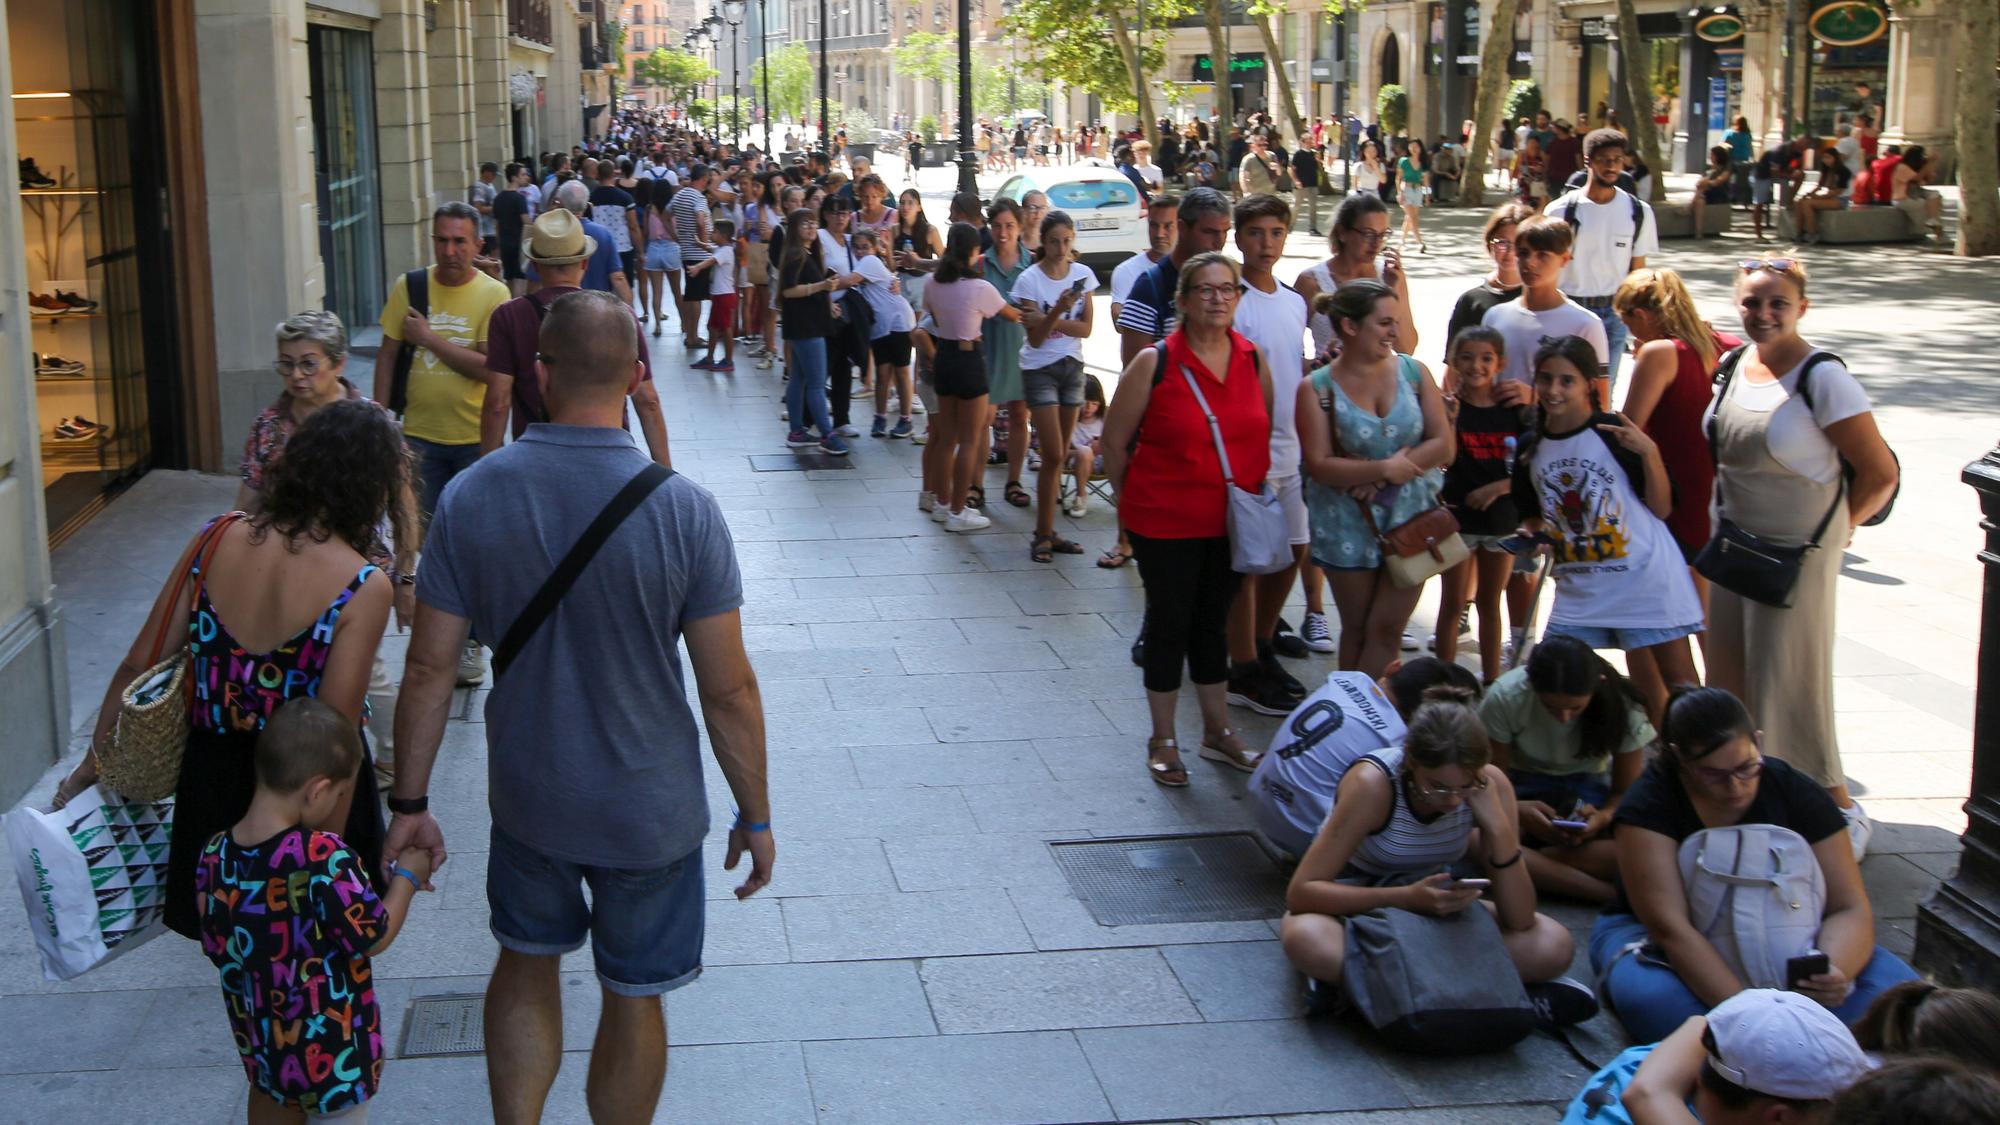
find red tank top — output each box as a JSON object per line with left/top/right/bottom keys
{"left": 1644, "top": 331, "right": 1738, "bottom": 557}
{"left": 1123, "top": 328, "right": 1272, "bottom": 539}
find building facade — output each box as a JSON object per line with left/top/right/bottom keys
{"left": 0, "top": 0, "right": 595, "bottom": 805}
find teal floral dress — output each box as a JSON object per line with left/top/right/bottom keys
{"left": 1305, "top": 355, "right": 1444, "bottom": 570}
{"left": 982, "top": 250, "right": 1029, "bottom": 403}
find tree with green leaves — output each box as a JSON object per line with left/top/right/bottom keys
{"left": 1000, "top": 0, "right": 1190, "bottom": 149}
{"left": 1955, "top": 0, "right": 1997, "bottom": 255}
{"left": 1246, "top": 0, "right": 1308, "bottom": 145}
{"left": 752, "top": 42, "right": 815, "bottom": 125}
{"left": 636, "top": 48, "right": 716, "bottom": 103}
{"left": 1612, "top": 0, "right": 1665, "bottom": 202}
{"left": 1457, "top": 0, "right": 1526, "bottom": 207}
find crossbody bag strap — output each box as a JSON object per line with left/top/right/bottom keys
{"left": 151, "top": 512, "right": 241, "bottom": 666}
{"left": 1317, "top": 373, "right": 1387, "bottom": 541}
{"left": 1178, "top": 366, "right": 1236, "bottom": 485}
{"left": 492, "top": 463, "right": 674, "bottom": 679}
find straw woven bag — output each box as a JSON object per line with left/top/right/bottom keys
{"left": 98, "top": 514, "right": 239, "bottom": 801}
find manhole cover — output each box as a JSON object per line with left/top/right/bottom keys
{"left": 1048, "top": 833, "right": 1288, "bottom": 926}
{"left": 400, "top": 993, "right": 486, "bottom": 1058}
{"left": 747, "top": 453, "right": 855, "bottom": 471}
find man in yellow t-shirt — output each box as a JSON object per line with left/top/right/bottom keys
{"left": 374, "top": 202, "right": 511, "bottom": 520}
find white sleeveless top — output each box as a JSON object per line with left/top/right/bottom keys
{"left": 1304, "top": 260, "right": 1338, "bottom": 355}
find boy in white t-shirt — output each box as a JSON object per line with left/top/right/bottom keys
{"left": 1223, "top": 193, "right": 1313, "bottom": 717}
{"left": 1482, "top": 214, "right": 1610, "bottom": 409}
{"left": 690, "top": 220, "right": 739, "bottom": 372}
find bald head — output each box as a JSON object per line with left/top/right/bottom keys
{"left": 555, "top": 180, "right": 591, "bottom": 216}
{"left": 538, "top": 291, "right": 639, "bottom": 413}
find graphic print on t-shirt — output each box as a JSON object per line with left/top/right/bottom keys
{"left": 1537, "top": 452, "right": 1634, "bottom": 569}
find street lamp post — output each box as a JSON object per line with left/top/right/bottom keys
{"left": 704, "top": 14, "right": 726, "bottom": 141}
{"left": 759, "top": 0, "right": 773, "bottom": 154}
{"left": 724, "top": 0, "right": 746, "bottom": 146}
{"left": 683, "top": 30, "right": 701, "bottom": 127}
{"left": 1001, "top": 0, "right": 1016, "bottom": 124}
{"left": 818, "top": 0, "right": 830, "bottom": 149}
{"left": 955, "top": 0, "right": 975, "bottom": 194}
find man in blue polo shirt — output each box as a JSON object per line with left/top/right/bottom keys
{"left": 1114, "top": 186, "right": 1234, "bottom": 364}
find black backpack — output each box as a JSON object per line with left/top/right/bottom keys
{"left": 1559, "top": 188, "right": 1646, "bottom": 248}
{"left": 1710, "top": 345, "right": 1899, "bottom": 526}
{"left": 386, "top": 267, "right": 429, "bottom": 415}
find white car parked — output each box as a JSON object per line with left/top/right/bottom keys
{"left": 991, "top": 160, "right": 1148, "bottom": 273}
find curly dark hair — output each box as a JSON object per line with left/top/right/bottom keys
{"left": 252, "top": 398, "right": 412, "bottom": 555}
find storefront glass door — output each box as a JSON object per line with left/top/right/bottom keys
{"left": 308, "top": 25, "right": 383, "bottom": 334}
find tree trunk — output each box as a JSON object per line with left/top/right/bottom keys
{"left": 1955, "top": 0, "right": 2000, "bottom": 256}
{"left": 1458, "top": 0, "right": 1523, "bottom": 207}
{"left": 1205, "top": 1, "right": 1234, "bottom": 142}
{"left": 1108, "top": 7, "right": 1160, "bottom": 150}
{"left": 1253, "top": 10, "right": 1306, "bottom": 144}
{"left": 1612, "top": 0, "right": 1666, "bottom": 202}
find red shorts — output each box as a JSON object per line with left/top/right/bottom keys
{"left": 707, "top": 293, "right": 738, "bottom": 335}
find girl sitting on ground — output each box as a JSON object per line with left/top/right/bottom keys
{"left": 1480, "top": 634, "right": 1653, "bottom": 905}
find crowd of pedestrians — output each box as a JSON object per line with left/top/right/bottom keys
{"left": 46, "top": 104, "right": 1987, "bottom": 1125}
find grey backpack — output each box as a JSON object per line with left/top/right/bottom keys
{"left": 1678, "top": 824, "right": 1826, "bottom": 989}
{"left": 1343, "top": 900, "right": 1535, "bottom": 1054}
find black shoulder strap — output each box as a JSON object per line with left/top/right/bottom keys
{"left": 492, "top": 462, "right": 674, "bottom": 679}
{"left": 1148, "top": 339, "right": 1170, "bottom": 387}
{"left": 1630, "top": 190, "right": 1646, "bottom": 243}
{"left": 387, "top": 268, "right": 431, "bottom": 415}
{"left": 407, "top": 267, "right": 430, "bottom": 317}
{"left": 1791, "top": 350, "right": 1840, "bottom": 414}
{"left": 1561, "top": 195, "right": 1579, "bottom": 230}
{"left": 1704, "top": 344, "right": 1749, "bottom": 466}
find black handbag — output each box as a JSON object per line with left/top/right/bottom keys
{"left": 1695, "top": 347, "right": 1843, "bottom": 609}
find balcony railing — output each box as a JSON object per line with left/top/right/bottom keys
{"left": 509, "top": 0, "right": 552, "bottom": 44}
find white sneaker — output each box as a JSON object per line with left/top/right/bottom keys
{"left": 1301, "top": 611, "right": 1336, "bottom": 653}
{"left": 1843, "top": 801, "right": 1875, "bottom": 862}
{"left": 945, "top": 508, "right": 991, "bottom": 532}
{"left": 836, "top": 423, "right": 862, "bottom": 437}
{"left": 929, "top": 502, "right": 951, "bottom": 522}
{"left": 456, "top": 642, "right": 488, "bottom": 686}
{"left": 1066, "top": 496, "right": 1088, "bottom": 518}
{"left": 1400, "top": 631, "right": 1420, "bottom": 652}
{"left": 918, "top": 490, "right": 936, "bottom": 512}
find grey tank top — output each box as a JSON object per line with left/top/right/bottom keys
{"left": 1340, "top": 745, "right": 1474, "bottom": 877}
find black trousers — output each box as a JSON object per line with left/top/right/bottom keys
{"left": 1129, "top": 531, "right": 1240, "bottom": 694}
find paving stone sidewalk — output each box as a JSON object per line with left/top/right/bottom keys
{"left": 1, "top": 204, "right": 1994, "bottom": 1124}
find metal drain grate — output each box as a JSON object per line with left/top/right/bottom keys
{"left": 399, "top": 993, "right": 486, "bottom": 1058}
{"left": 1048, "top": 833, "right": 1288, "bottom": 926}
{"left": 747, "top": 453, "right": 856, "bottom": 471}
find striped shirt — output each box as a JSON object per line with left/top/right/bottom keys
{"left": 1113, "top": 256, "right": 1178, "bottom": 341}
{"left": 1336, "top": 745, "right": 1473, "bottom": 878}
{"left": 668, "top": 187, "right": 712, "bottom": 264}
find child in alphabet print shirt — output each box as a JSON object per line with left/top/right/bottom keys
{"left": 195, "top": 699, "right": 430, "bottom": 1119}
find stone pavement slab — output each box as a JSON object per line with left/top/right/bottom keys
{"left": 802, "top": 1030, "right": 1114, "bottom": 1125}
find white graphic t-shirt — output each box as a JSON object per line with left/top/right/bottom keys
{"left": 1513, "top": 416, "right": 1703, "bottom": 631}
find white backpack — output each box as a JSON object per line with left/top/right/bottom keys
{"left": 1677, "top": 824, "right": 1826, "bottom": 989}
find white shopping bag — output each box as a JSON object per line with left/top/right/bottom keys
{"left": 5, "top": 784, "right": 174, "bottom": 981}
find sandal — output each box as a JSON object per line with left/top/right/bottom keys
{"left": 1097, "top": 544, "right": 1134, "bottom": 569}
{"left": 1005, "top": 480, "right": 1031, "bottom": 507}
{"left": 966, "top": 484, "right": 986, "bottom": 510}
{"left": 1147, "top": 736, "right": 1189, "bottom": 787}
{"left": 1199, "top": 728, "right": 1263, "bottom": 774}
{"left": 1030, "top": 536, "right": 1055, "bottom": 564}
{"left": 1045, "top": 534, "right": 1084, "bottom": 555}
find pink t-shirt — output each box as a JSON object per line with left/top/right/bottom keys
{"left": 922, "top": 277, "right": 1006, "bottom": 341}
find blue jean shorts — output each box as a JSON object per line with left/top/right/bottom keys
{"left": 645, "top": 239, "right": 681, "bottom": 272}
{"left": 1546, "top": 621, "right": 1702, "bottom": 652}
{"left": 487, "top": 825, "right": 705, "bottom": 997}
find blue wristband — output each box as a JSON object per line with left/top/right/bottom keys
{"left": 392, "top": 865, "right": 422, "bottom": 889}
{"left": 732, "top": 811, "right": 770, "bottom": 833}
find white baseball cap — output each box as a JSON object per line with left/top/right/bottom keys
{"left": 1706, "top": 989, "right": 1875, "bottom": 1102}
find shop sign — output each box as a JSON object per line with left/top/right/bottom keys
{"left": 1707, "top": 76, "right": 1727, "bottom": 130}
{"left": 1579, "top": 17, "right": 1611, "bottom": 39}
{"left": 1191, "top": 53, "right": 1267, "bottom": 80}
{"left": 1809, "top": 0, "right": 1887, "bottom": 46}
{"left": 1695, "top": 13, "right": 1744, "bottom": 41}
{"left": 1310, "top": 58, "right": 1333, "bottom": 79}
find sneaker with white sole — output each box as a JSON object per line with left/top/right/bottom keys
{"left": 889, "top": 417, "right": 914, "bottom": 439}
{"left": 1524, "top": 977, "right": 1600, "bottom": 1031}
{"left": 929, "top": 502, "right": 951, "bottom": 522}
{"left": 1843, "top": 801, "right": 1875, "bottom": 862}
{"left": 456, "top": 642, "right": 488, "bottom": 686}
{"left": 1066, "top": 497, "right": 1087, "bottom": 518}
{"left": 818, "top": 435, "right": 851, "bottom": 457}
{"left": 1401, "top": 630, "right": 1420, "bottom": 651}
{"left": 1301, "top": 611, "right": 1336, "bottom": 653}
{"left": 945, "top": 508, "right": 991, "bottom": 532}
{"left": 835, "top": 423, "right": 862, "bottom": 437}
{"left": 785, "top": 430, "right": 815, "bottom": 448}
{"left": 918, "top": 491, "right": 936, "bottom": 512}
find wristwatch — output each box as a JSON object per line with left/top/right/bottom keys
{"left": 386, "top": 794, "right": 430, "bottom": 815}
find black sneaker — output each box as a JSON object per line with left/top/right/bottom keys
{"left": 1258, "top": 645, "right": 1308, "bottom": 703}
{"left": 1525, "top": 976, "right": 1600, "bottom": 1031}
{"left": 1271, "top": 617, "right": 1310, "bottom": 660}
{"left": 1227, "top": 662, "right": 1294, "bottom": 715}
{"left": 1301, "top": 975, "right": 1346, "bottom": 1018}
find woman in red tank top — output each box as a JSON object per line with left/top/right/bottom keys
{"left": 1614, "top": 266, "right": 1737, "bottom": 693}
{"left": 1103, "top": 252, "right": 1275, "bottom": 788}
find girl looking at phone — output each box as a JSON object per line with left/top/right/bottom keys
{"left": 1479, "top": 635, "right": 1652, "bottom": 905}
{"left": 1012, "top": 210, "right": 1097, "bottom": 561}
{"left": 1278, "top": 684, "right": 1590, "bottom": 1020}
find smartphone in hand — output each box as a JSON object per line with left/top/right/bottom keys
{"left": 1551, "top": 818, "right": 1590, "bottom": 832}
{"left": 1785, "top": 951, "right": 1830, "bottom": 989}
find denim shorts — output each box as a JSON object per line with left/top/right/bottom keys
{"left": 487, "top": 825, "right": 705, "bottom": 997}
{"left": 645, "top": 239, "right": 681, "bottom": 272}
{"left": 1021, "top": 356, "right": 1085, "bottom": 407}
{"left": 1546, "top": 621, "right": 1702, "bottom": 651}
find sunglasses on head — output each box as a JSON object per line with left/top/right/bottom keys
{"left": 1738, "top": 258, "right": 1798, "bottom": 274}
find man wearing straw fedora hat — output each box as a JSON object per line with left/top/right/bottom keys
{"left": 481, "top": 208, "right": 670, "bottom": 466}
